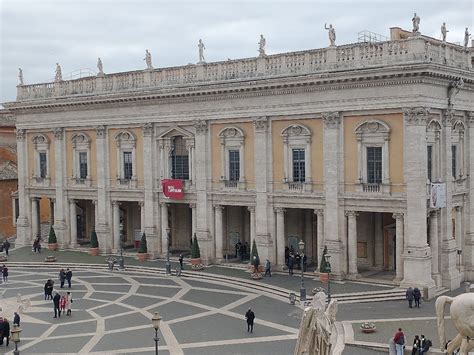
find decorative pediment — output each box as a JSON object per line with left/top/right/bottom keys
{"left": 354, "top": 120, "right": 390, "bottom": 134}
{"left": 114, "top": 130, "right": 136, "bottom": 143}
{"left": 452, "top": 121, "right": 465, "bottom": 133}
{"left": 158, "top": 126, "right": 194, "bottom": 140}
{"left": 281, "top": 124, "right": 311, "bottom": 137}
{"left": 427, "top": 119, "right": 442, "bottom": 131}
{"left": 32, "top": 134, "right": 50, "bottom": 147}
{"left": 218, "top": 127, "right": 245, "bottom": 144}
{"left": 71, "top": 132, "right": 91, "bottom": 147}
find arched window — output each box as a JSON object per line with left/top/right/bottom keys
{"left": 71, "top": 132, "right": 91, "bottom": 186}
{"left": 426, "top": 119, "right": 442, "bottom": 182}
{"left": 114, "top": 131, "right": 137, "bottom": 187}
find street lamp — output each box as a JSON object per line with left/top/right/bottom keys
{"left": 165, "top": 227, "right": 171, "bottom": 275}
{"left": 324, "top": 254, "right": 332, "bottom": 302}
{"left": 11, "top": 324, "right": 21, "bottom": 355}
{"left": 118, "top": 223, "right": 125, "bottom": 269}
{"left": 298, "top": 240, "right": 306, "bottom": 302}
{"left": 151, "top": 312, "right": 162, "bottom": 355}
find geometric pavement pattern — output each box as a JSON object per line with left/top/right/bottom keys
{"left": 0, "top": 267, "right": 303, "bottom": 354}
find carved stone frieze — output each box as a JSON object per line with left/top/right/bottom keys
{"left": 16, "top": 129, "right": 26, "bottom": 141}
{"left": 143, "top": 122, "right": 154, "bottom": 137}
{"left": 322, "top": 112, "right": 340, "bottom": 129}
{"left": 403, "top": 107, "right": 430, "bottom": 126}
{"left": 95, "top": 125, "right": 106, "bottom": 138}
{"left": 253, "top": 116, "right": 269, "bottom": 131}
{"left": 194, "top": 119, "right": 208, "bottom": 134}
{"left": 53, "top": 127, "right": 64, "bottom": 140}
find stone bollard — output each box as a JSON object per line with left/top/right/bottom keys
{"left": 289, "top": 292, "right": 296, "bottom": 305}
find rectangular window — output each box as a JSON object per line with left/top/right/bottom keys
{"left": 123, "top": 151, "right": 133, "bottom": 180}
{"left": 171, "top": 155, "right": 189, "bottom": 180}
{"left": 292, "top": 148, "right": 305, "bottom": 182}
{"left": 39, "top": 152, "right": 47, "bottom": 178}
{"left": 452, "top": 145, "right": 457, "bottom": 179}
{"left": 228, "top": 150, "right": 240, "bottom": 181}
{"left": 427, "top": 145, "right": 432, "bottom": 181}
{"left": 367, "top": 147, "right": 382, "bottom": 184}
{"left": 79, "top": 152, "right": 88, "bottom": 179}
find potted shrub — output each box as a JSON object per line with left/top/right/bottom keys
{"left": 47, "top": 226, "right": 58, "bottom": 251}
{"left": 137, "top": 232, "right": 148, "bottom": 261}
{"left": 319, "top": 245, "right": 330, "bottom": 283}
{"left": 250, "top": 239, "right": 263, "bottom": 279}
{"left": 90, "top": 229, "right": 99, "bottom": 256}
{"left": 190, "top": 233, "right": 203, "bottom": 270}
{"left": 360, "top": 322, "right": 376, "bottom": 333}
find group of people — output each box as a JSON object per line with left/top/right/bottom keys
{"left": 0, "top": 239, "right": 10, "bottom": 256}
{"left": 58, "top": 268, "right": 73, "bottom": 288}
{"left": 52, "top": 291, "right": 73, "bottom": 318}
{"left": 235, "top": 241, "right": 250, "bottom": 260}
{"left": 285, "top": 246, "right": 307, "bottom": 275}
{"left": 405, "top": 286, "right": 422, "bottom": 308}
{"left": 392, "top": 328, "right": 432, "bottom": 355}
{"left": 0, "top": 313, "right": 20, "bottom": 347}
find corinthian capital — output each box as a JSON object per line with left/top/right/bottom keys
{"left": 403, "top": 107, "right": 430, "bottom": 126}
{"left": 95, "top": 125, "right": 106, "bottom": 138}
{"left": 322, "top": 112, "right": 340, "bottom": 129}
{"left": 16, "top": 129, "right": 26, "bottom": 141}
{"left": 53, "top": 127, "right": 64, "bottom": 140}
{"left": 194, "top": 119, "right": 208, "bottom": 134}
{"left": 253, "top": 116, "right": 269, "bottom": 131}
{"left": 143, "top": 122, "right": 154, "bottom": 137}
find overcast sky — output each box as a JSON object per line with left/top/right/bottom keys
{"left": 1, "top": 0, "right": 472, "bottom": 105}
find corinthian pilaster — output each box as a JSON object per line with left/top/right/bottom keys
{"left": 403, "top": 107, "right": 430, "bottom": 126}
{"left": 321, "top": 112, "right": 340, "bottom": 129}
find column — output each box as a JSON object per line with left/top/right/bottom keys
{"left": 112, "top": 201, "right": 121, "bottom": 251}
{"left": 374, "top": 213, "right": 383, "bottom": 268}
{"left": 92, "top": 200, "right": 98, "bottom": 229}
{"left": 466, "top": 111, "right": 474, "bottom": 280}
{"left": 275, "top": 208, "right": 285, "bottom": 267}
{"left": 161, "top": 202, "right": 169, "bottom": 256}
{"left": 53, "top": 128, "right": 67, "bottom": 247}
{"left": 322, "top": 112, "right": 344, "bottom": 278}
{"left": 49, "top": 198, "right": 55, "bottom": 226}
{"left": 429, "top": 211, "right": 440, "bottom": 283}
{"left": 383, "top": 136, "right": 390, "bottom": 184}
{"left": 393, "top": 213, "right": 404, "bottom": 281}
{"left": 401, "top": 108, "right": 435, "bottom": 296}
{"left": 139, "top": 201, "right": 145, "bottom": 235}
{"left": 215, "top": 205, "right": 224, "bottom": 260}
{"left": 248, "top": 206, "right": 256, "bottom": 249}
{"left": 220, "top": 140, "right": 225, "bottom": 179}
{"left": 455, "top": 206, "right": 463, "bottom": 266}
{"left": 346, "top": 211, "right": 358, "bottom": 277}
{"left": 69, "top": 200, "right": 78, "bottom": 248}
{"left": 190, "top": 203, "right": 197, "bottom": 237}
{"left": 15, "top": 129, "right": 31, "bottom": 245}
{"left": 31, "top": 198, "right": 40, "bottom": 239}
{"left": 283, "top": 137, "right": 289, "bottom": 181}
{"left": 315, "top": 209, "right": 324, "bottom": 264}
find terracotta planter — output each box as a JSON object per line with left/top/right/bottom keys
{"left": 48, "top": 243, "right": 58, "bottom": 251}
{"left": 361, "top": 328, "right": 376, "bottom": 334}
{"left": 89, "top": 247, "right": 99, "bottom": 256}
{"left": 319, "top": 272, "right": 329, "bottom": 283}
{"left": 137, "top": 253, "right": 148, "bottom": 261}
{"left": 248, "top": 265, "right": 264, "bottom": 273}
{"left": 191, "top": 258, "right": 204, "bottom": 270}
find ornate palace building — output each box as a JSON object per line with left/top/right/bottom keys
{"left": 4, "top": 26, "right": 474, "bottom": 295}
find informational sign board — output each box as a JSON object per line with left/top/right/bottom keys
{"left": 430, "top": 182, "right": 446, "bottom": 208}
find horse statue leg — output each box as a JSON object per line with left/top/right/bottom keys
{"left": 447, "top": 334, "right": 462, "bottom": 354}
{"left": 436, "top": 295, "right": 454, "bottom": 352}
{"left": 459, "top": 336, "right": 474, "bottom": 355}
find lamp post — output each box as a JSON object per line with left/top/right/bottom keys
{"left": 166, "top": 227, "right": 171, "bottom": 275}
{"left": 151, "top": 312, "right": 162, "bottom": 355}
{"left": 324, "top": 254, "right": 332, "bottom": 303}
{"left": 11, "top": 324, "right": 21, "bottom": 355}
{"left": 118, "top": 222, "right": 125, "bottom": 269}
{"left": 298, "top": 240, "right": 306, "bottom": 302}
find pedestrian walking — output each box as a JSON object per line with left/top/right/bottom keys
{"left": 59, "top": 269, "right": 66, "bottom": 288}
{"left": 65, "top": 268, "right": 72, "bottom": 288}
{"left": 179, "top": 254, "right": 184, "bottom": 270}
{"left": 235, "top": 241, "right": 241, "bottom": 259}
{"left": 288, "top": 255, "right": 294, "bottom": 275}
{"left": 413, "top": 287, "right": 421, "bottom": 308}
{"left": 406, "top": 286, "right": 414, "bottom": 308}
{"left": 3, "top": 240, "right": 10, "bottom": 256}
{"left": 393, "top": 328, "right": 405, "bottom": 355}
{"left": 44, "top": 279, "right": 54, "bottom": 300}
{"left": 264, "top": 258, "right": 272, "bottom": 277}
{"left": 53, "top": 292, "right": 61, "bottom": 318}
{"left": 2, "top": 265, "right": 8, "bottom": 284}
{"left": 253, "top": 255, "right": 260, "bottom": 274}
{"left": 245, "top": 308, "right": 255, "bottom": 333}
{"left": 412, "top": 335, "right": 420, "bottom": 355}
{"left": 2, "top": 318, "right": 10, "bottom": 347}
{"left": 12, "top": 312, "right": 20, "bottom": 327}
{"left": 66, "top": 292, "right": 73, "bottom": 316}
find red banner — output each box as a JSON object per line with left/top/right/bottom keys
{"left": 162, "top": 179, "right": 184, "bottom": 200}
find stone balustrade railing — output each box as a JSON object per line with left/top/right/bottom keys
{"left": 16, "top": 37, "right": 472, "bottom": 102}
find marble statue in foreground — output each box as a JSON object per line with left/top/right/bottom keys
{"left": 436, "top": 293, "right": 474, "bottom": 355}
{"left": 294, "top": 291, "right": 338, "bottom": 355}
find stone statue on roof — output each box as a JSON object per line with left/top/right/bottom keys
{"left": 412, "top": 13, "right": 420, "bottom": 34}
{"left": 258, "top": 34, "right": 266, "bottom": 57}
{"left": 198, "top": 39, "right": 206, "bottom": 63}
{"left": 97, "top": 57, "right": 104, "bottom": 76}
{"left": 55, "top": 63, "right": 62, "bottom": 82}
{"left": 441, "top": 22, "right": 449, "bottom": 42}
{"left": 325, "top": 24, "right": 336, "bottom": 47}
{"left": 144, "top": 49, "right": 153, "bottom": 70}
{"left": 464, "top": 28, "right": 471, "bottom": 49}
{"left": 18, "top": 68, "right": 23, "bottom": 86}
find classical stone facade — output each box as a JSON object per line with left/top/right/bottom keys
{"left": 4, "top": 26, "right": 474, "bottom": 294}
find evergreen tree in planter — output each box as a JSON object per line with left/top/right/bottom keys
{"left": 47, "top": 226, "right": 58, "bottom": 251}
{"left": 319, "top": 245, "right": 329, "bottom": 282}
{"left": 190, "top": 233, "right": 203, "bottom": 270}
{"left": 250, "top": 239, "right": 262, "bottom": 279}
{"left": 137, "top": 232, "right": 148, "bottom": 261}
{"left": 90, "top": 229, "right": 99, "bottom": 256}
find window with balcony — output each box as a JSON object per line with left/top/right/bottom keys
{"left": 281, "top": 124, "right": 311, "bottom": 191}
{"left": 367, "top": 147, "right": 382, "bottom": 184}
{"left": 39, "top": 152, "right": 47, "bottom": 178}
{"left": 228, "top": 149, "right": 240, "bottom": 182}
{"left": 292, "top": 148, "right": 305, "bottom": 182}
{"left": 171, "top": 136, "right": 189, "bottom": 180}
{"left": 32, "top": 134, "right": 50, "bottom": 185}
{"left": 123, "top": 151, "right": 133, "bottom": 180}
{"left": 218, "top": 127, "right": 245, "bottom": 188}
{"left": 426, "top": 119, "right": 441, "bottom": 182}
{"left": 79, "top": 152, "right": 87, "bottom": 179}
{"left": 114, "top": 131, "right": 137, "bottom": 187}
{"left": 71, "top": 132, "right": 92, "bottom": 186}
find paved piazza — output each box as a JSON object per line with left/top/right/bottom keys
{"left": 0, "top": 266, "right": 302, "bottom": 354}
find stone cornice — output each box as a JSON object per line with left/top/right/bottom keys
{"left": 5, "top": 64, "right": 473, "bottom": 114}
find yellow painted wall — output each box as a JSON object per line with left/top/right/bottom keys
{"left": 271, "top": 118, "right": 324, "bottom": 191}
{"left": 210, "top": 121, "right": 255, "bottom": 188}
{"left": 65, "top": 130, "right": 98, "bottom": 185}
{"left": 108, "top": 127, "right": 144, "bottom": 187}
{"left": 27, "top": 132, "right": 55, "bottom": 184}
{"left": 344, "top": 113, "right": 404, "bottom": 192}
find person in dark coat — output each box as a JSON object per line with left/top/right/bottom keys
{"left": 0, "top": 318, "right": 3, "bottom": 345}
{"left": 12, "top": 312, "right": 20, "bottom": 327}
{"left": 264, "top": 258, "right": 272, "bottom": 277}
{"left": 295, "top": 253, "right": 301, "bottom": 270}
{"left": 2, "top": 318, "right": 10, "bottom": 346}
{"left": 59, "top": 269, "right": 66, "bottom": 288}
{"left": 419, "top": 335, "right": 432, "bottom": 354}
{"left": 412, "top": 335, "right": 421, "bottom": 355}
{"left": 253, "top": 255, "right": 260, "bottom": 274}
{"left": 288, "top": 255, "right": 294, "bottom": 275}
{"left": 2, "top": 265, "right": 8, "bottom": 284}
{"left": 413, "top": 287, "right": 421, "bottom": 308}
{"left": 406, "top": 287, "right": 414, "bottom": 308}
{"left": 3, "top": 240, "right": 10, "bottom": 256}
{"left": 44, "top": 279, "right": 54, "bottom": 300}
{"left": 65, "top": 268, "right": 72, "bottom": 288}
{"left": 235, "top": 241, "right": 241, "bottom": 258}
{"left": 53, "top": 292, "right": 61, "bottom": 318}
{"left": 178, "top": 254, "right": 184, "bottom": 270}
{"left": 245, "top": 308, "right": 255, "bottom": 333}
{"left": 284, "top": 246, "right": 290, "bottom": 266}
